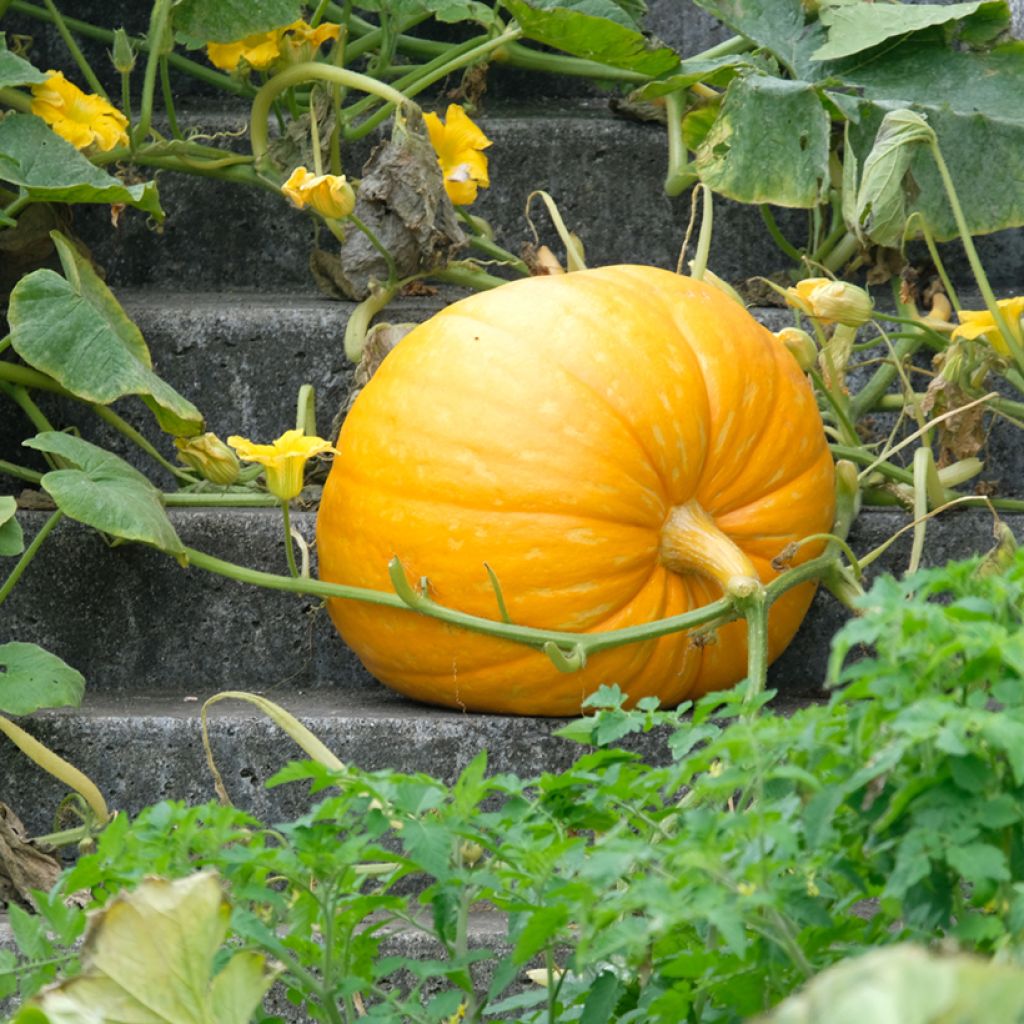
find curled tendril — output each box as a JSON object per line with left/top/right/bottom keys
{"left": 543, "top": 640, "right": 587, "bottom": 673}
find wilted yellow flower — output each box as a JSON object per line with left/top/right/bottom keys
{"left": 424, "top": 104, "right": 491, "bottom": 206}
{"left": 785, "top": 277, "right": 873, "bottom": 327}
{"left": 206, "top": 20, "right": 340, "bottom": 72}
{"left": 279, "top": 20, "right": 341, "bottom": 63}
{"left": 30, "top": 72, "right": 128, "bottom": 152}
{"left": 282, "top": 166, "right": 356, "bottom": 220}
{"left": 174, "top": 433, "right": 240, "bottom": 487}
{"left": 951, "top": 296, "right": 1024, "bottom": 357}
{"left": 228, "top": 429, "right": 335, "bottom": 501}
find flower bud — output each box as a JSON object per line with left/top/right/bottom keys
{"left": 786, "top": 278, "right": 873, "bottom": 327}
{"left": 459, "top": 841, "right": 484, "bottom": 867}
{"left": 775, "top": 327, "right": 817, "bottom": 371}
{"left": 175, "top": 432, "right": 241, "bottom": 486}
{"left": 111, "top": 28, "right": 137, "bottom": 74}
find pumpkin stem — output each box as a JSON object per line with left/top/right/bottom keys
{"left": 660, "top": 499, "right": 760, "bottom": 596}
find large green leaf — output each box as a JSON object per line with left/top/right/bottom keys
{"left": 9, "top": 232, "right": 204, "bottom": 437}
{"left": 0, "top": 34, "right": 48, "bottom": 88}
{"left": 838, "top": 40, "right": 1024, "bottom": 123}
{"left": 812, "top": 0, "right": 1009, "bottom": 61}
{"left": 22, "top": 433, "right": 186, "bottom": 560}
{"left": 696, "top": 75, "right": 830, "bottom": 207}
{"left": 0, "top": 115, "right": 163, "bottom": 219}
{"left": 172, "top": 0, "right": 303, "bottom": 46}
{"left": 692, "top": 0, "right": 826, "bottom": 79}
{"left": 0, "top": 496, "right": 24, "bottom": 557}
{"left": 14, "top": 873, "right": 280, "bottom": 1024}
{"left": 503, "top": 0, "right": 679, "bottom": 75}
{"left": 0, "top": 642, "right": 85, "bottom": 717}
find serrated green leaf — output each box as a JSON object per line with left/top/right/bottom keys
{"left": 696, "top": 75, "right": 830, "bottom": 207}
{"left": 504, "top": 0, "right": 679, "bottom": 75}
{"left": 0, "top": 35, "right": 48, "bottom": 88}
{"left": 0, "top": 115, "right": 162, "bottom": 218}
{"left": 23, "top": 433, "right": 185, "bottom": 559}
{"left": 0, "top": 495, "right": 24, "bottom": 556}
{"left": 813, "top": 0, "right": 1008, "bottom": 62}
{"left": 172, "top": 0, "right": 303, "bottom": 47}
{"left": 9, "top": 232, "right": 204, "bottom": 437}
{"left": 420, "top": 0, "right": 500, "bottom": 23}
{"left": 946, "top": 842, "right": 1010, "bottom": 886}
{"left": 0, "top": 642, "right": 85, "bottom": 716}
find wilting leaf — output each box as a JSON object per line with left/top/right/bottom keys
{"left": 14, "top": 872, "right": 280, "bottom": 1024}
{"left": 23, "top": 433, "right": 186, "bottom": 560}
{"left": 0, "top": 803, "right": 61, "bottom": 914}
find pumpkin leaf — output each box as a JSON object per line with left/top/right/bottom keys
{"left": 172, "top": 0, "right": 303, "bottom": 46}
{"left": 22, "top": 433, "right": 186, "bottom": 561}
{"left": 0, "top": 35, "right": 48, "bottom": 88}
{"left": 812, "top": 0, "right": 1009, "bottom": 61}
{"left": 9, "top": 232, "right": 204, "bottom": 438}
{"left": 0, "top": 496, "right": 24, "bottom": 557}
{"left": 691, "top": 0, "right": 827, "bottom": 80}
{"left": 846, "top": 108, "right": 936, "bottom": 247}
{"left": 695, "top": 75, "right": 830, "bottom": 207}
{"left": 0, "top": 642, "right": 85, "bottom": 717}
{"left": 0, "top": 115, "right": 163, "bottom": 219}
{"left": 14, "top": 872, "right": 280, "bottom": 1024}
{"left": 634, "top": 52, "right": 759, "bottom": 99}
{"left": 502, "top": 0, "right": 679, "bottom": 75}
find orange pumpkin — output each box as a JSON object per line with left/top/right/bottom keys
{"left": 317, "top": 265, "right": 835, "bottom": 715}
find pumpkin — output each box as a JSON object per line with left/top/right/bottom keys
{"left": 317, "top": 265, "right": 835, "bottom": 716}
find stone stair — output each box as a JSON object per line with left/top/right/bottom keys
{"left": 3, "top": 0, "right": 1024, "bottom": 1017}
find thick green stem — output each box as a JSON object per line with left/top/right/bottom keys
{"left": 87, "top": 404, "right": 197, "bottom": 483}
{"left": 822, "top": 231, "right": 861, "bottom": 274}
{"left": 928, "top": 137, "right": 1024, "bottom": 372}
{"left": 281, "top": 501, "right": 301, "bottom": 578}
{"left": 40, "top": 0, "right": 107, "bottom": 98}
{"left": 250, "top": 62, "right": 411, "bottom": 168}
{"left": 162, "top": 491, "right": 280, "bottom": 507}
{"left": 343, "top": 29, "right": 521, "bottom": 141}
{"left": 159, "top": 56, "right": 182, "bottom": 139}
{"left": 760, "top": 205, "right": 803, "bottom": 264}
{"left": 848, "top": 330, "right": 925, "bottom": 420}
{"left": 664, "top": 90, "right": 697, "bottom": 197}
{"left": 0, "top": 459, "right": 43, "bottom": 484}
{"left": 428, "top": 265, "right": 509, "bottom": 291}
{"left": 0, "top": 85, "right": 32, "bottom": 112}
{"left": 0, "top": 508, "right": 62, "bottom": 606}
{"left": 133, "top": 0, "right": 174, "bottom": 147}
{"left": 344, "top": 282, "right": 397, "bottom": 363}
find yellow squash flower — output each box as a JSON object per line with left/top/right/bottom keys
{"left": 424, "top": 104, "right": 491, "bottom": 206}
{"left": 228, "top": 430, "right": 336, "bottom": 501}
{"left": 206, "top": 20, "right": 340, "bottom": 72}
{"left": 785, "top": 277, "right": 873, "bottom": 327}
{"left": 174, "top": 433, "right": 240, "bottom": 487}
{"left": 282, "top": 166, "right": 356, "bottom": 220}
{"left": 951, "top": 297, "right": 1024, "bottom": 357}
{"left": 30, "top": 72, "right": 128, "bottom": 152}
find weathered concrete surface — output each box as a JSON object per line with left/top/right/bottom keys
{"left": 3, "top": 506, "right": 1019, "bottom": 834}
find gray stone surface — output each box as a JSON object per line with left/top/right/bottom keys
{"left": 3, "top": 506, "right": 1019, "bottom": 834}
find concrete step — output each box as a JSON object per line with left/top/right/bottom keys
{"left": 4, "top": 506, "right": 1018, "bottom": 834}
